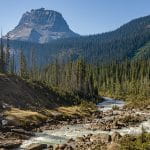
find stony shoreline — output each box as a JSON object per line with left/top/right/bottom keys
{"left": 0, "top": 102, "right": 150, "bottom": 149}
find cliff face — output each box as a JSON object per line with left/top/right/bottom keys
{"left": 6, "top": 8, "right": 79, "bottom": 43}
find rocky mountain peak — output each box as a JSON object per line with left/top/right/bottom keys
{"left": 6, "top": 8, "right": 79, "bottom": 43}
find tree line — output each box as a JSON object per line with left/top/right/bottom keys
{"left": 27, "top": 57, "right": 150, "bottom": 101}
{"left": 0, "top": 35, "right": 149, "bottom": 102}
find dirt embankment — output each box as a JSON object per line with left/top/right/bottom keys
{"left": 0, "top": 74, "right": 72, "bottom": 110}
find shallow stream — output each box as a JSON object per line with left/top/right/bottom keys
{"left": 20, "top": 97, "right": 150, "bottom": 149}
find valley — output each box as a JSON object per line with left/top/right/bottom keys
{"left": 0, "top": 5, "right": 149, "bottom": 150}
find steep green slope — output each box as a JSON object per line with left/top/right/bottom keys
{"left": 133, "top": 41, "right": 150, "bottom": 60}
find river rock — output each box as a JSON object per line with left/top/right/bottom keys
{"left": 0, "top": 140, "right": 22, "bottom": 149}
{"left": 1, "top": 120, "right": 8, "bottom": 126}
{"left": 107, "top": 142, "right": 121, "bottom": 150}
{"left": 2, "top": 103, "right": 11, "bottom": 110}
{"left": 26, "top": 143, "right": 47, "bottom": 150}
{"left": 59, "top": 144, "right": 68, "bottom": 149}
{"left": 55, "top": 144, "right": 69, "bottom": 150}
{"left": 146, "top": 105, "right": 150, "bottom": 110}
{"left": 2, "top": 131, "right": 30, "bottom": 140}
{"left": 63, "top": 145, "right": 74, "bottom": 150}
{"left": 67, "top": 138, "right": 75, "bottom": 143}
{"left": 111, "top": 132, "right": 122, "bottom": 142}
{"left": 48, "top": 145, "right": 53, "bottom": 150}
{"left": 11, "top": 128, "right": 34, "bottom": 136}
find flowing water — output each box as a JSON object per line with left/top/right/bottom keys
{"left": 97, "top": 97, "right": 125, "bottom": 111}
{"left": 20, "top": 98, "right": 150, "bottom": 149}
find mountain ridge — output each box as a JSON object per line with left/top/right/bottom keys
{"left": 4, "top": 14, "right": 150, "bottom": 64}
{"left": 6, "top": 8, "right": 79, "bottom": 43}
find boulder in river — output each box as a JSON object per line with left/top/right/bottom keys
{"left": 111, "top": 132, "right": 122, "bottom": 142}
{"left": 1, "top": 119, "right": 8, "bottom": 126}
{"left": 55, "top": 144, "right": 73, "bottom": 150}
{"left": 11, "top": 128, "right": 34, "bottom": 136}
{"left": 26, "top": 143, "right": 47, "bottom": 150}
{"left": 48, "top": 145, "right": 53, "bottom": 150}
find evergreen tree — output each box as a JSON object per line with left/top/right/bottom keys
{"left": 5, "top": 34, "right": 10, "bottom": 73}
{"left": 20, "top": 49, "right": 28, "bottom": 79}
{"left": 0, "top": 32, "right": 5, "bottom": 73}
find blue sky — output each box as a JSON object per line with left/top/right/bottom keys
{"left": 0, "top": 0, "right": 150, "bottom": 35}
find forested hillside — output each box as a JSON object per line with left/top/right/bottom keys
{"left": 0, "top": 14, "right": 149, "bottom": 107}
{"left": 6, "top": 15, "right": 150, "bottom": 64}
{"left": 133, "top": 41, "right": 150, "bottom": 60}
{"left": 31, "top": 59, "right": 150, "bottom": 106}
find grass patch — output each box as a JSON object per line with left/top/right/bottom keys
{"left": 4, "top": 102, "right": 98, "bottom": 127}
{"left": 4, "top": 108, "right": 47, "bottom": 126}
{"left": 125, "top": 98, "right": 150, "bottom": 109}
{"left": 120, "top": 132, "right": 150, "bottom": 150}
{"left": 57, "top": 101, "right": 97, "bottom": 117}
{"left": 57, "top": 106, "right": 80, "bottom": 116}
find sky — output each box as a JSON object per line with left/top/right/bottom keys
{"left": 0, "top": 0, "right": 150, "bottom": 35}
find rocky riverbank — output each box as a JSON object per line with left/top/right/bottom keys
{"left": 20, "top": 99, "right": 150, "bottom": 150}
{"left": 0, "top": 98, "right": 150, "bottom": 150}
{"left": 85, "top": 108, "right": 148, "bottom": 131}
{"left": 0, "top": 101, "right": 99, "bottom": 149}
{"left": 55, "top": 131, "right": 122, "bottom": 150}
{"left": 0, "top": 111, "right": 35, "bottom": 149}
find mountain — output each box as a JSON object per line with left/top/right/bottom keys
{"left": 7, "top": 15, "right": 150, "bottom": 64}
{"left": 6, "top": 8, "right": 79, "bottom": 43}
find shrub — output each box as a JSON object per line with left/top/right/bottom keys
{"left": 120, "top": 129, "right": 150, "bottom": 150}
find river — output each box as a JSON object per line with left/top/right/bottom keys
{"left": 20, "top": 97, "right": 150, "bottom": 149}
